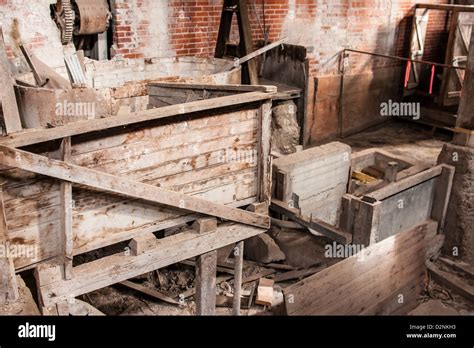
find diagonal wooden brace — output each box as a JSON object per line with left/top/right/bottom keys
{"left": 0, "top": 145, "right": 270, "bottom": 229}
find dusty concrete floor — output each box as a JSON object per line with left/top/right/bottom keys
{"left": 341, "top": 120, "right": 451, "bottom": 166}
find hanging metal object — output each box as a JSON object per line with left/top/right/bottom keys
{"left": 53, "top": 0, "right": 111, "bottom": 45}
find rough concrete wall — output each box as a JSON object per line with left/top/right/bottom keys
{"left": 438, "top": 143, "right": 474, "bottom": 265}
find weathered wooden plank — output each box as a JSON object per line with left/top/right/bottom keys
{"left": 0, "top": 146, "right": 269, "bottom": 229}
{"left": 120, "top": 280, "right": 180, "bottom": 305}
{"left": 257, "top": 101, "right": 272, "bottom": 203}
{"left": 283, "top": 222, "right": 429, "bottom": 315}
{"left": 196, "top": 250, "right": 217, "bottom": 315}
{"left": 70, "top": 107, "right": 258, "bottom": 156}
{"left": 270, "top": 199, "right": 352, "bottom": 244}
{"left": 0, "top": 27, "right": 22, "bottom": 134}
{"left": 427, "top": 261, "right": 474, "bottom": 302}
{"left": 366, "top": 166, "right": 442, "bottom": 201}
{"left": 37, "top": 223, "right": 265, "bottom": 306}
{"left": 232, "top": 241, "right": 244, "bottom": 316}
{"left": 148, "top": 83, "right": 276, "bottom": 93}
{"left": 237, "top": 0, "right": 259, "bottom": 85}
{"left": 0, "top": 91, "right": 272, "bottom": 148}
{"left": 0, "top": 183, "right": 19, "bottom": 304}
{"left": 430, "top": 165, "right": 455, "bottom": 233}
{"left": 60, "top": 137, "right": 73, "bottom": 280}
{"left": 415, "top": 3, "right": 474, "bottom": 12}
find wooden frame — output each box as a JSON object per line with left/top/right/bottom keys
{"left": 342, "top": 164, "right": 454, "bottom": 246}
{"left": 0, "top": 84, "right": 274, "bottom": 310}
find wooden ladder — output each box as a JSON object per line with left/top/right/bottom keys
{"left": 215, "top": 0, "right": 258, "bottom": 85}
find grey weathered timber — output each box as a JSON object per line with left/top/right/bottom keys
{"left": 0, "top": 91, "right": 273, "bottom": 148}
{"left": 232, "top": 241, "right": 244, "bottom": 316}
{"left": 60, "top": 137, "right": 73, "bottom": 280}
{"left": 270, "top": 199, "right": 352, "bottom": 244}
{"left": 36, "top": 223, "right": 265, "bottom": 307}
{"left": 195, "top": 250, "right": 217, "bottom": 315}
{"left": 0, "top": 146, "right": 269, "bottom": 229}
{"left": 283, "top": 222, "right": 431, "bottom": 315}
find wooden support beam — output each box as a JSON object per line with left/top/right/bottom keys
{"left": 37, "top": 223, "right": 265, "bottom": 307}
{"left": 0, "top": 146, "right": 270, "bottom": 229}
{"left": 415, "top": 3, "right": 474, "bottom": 12}
{"left": 352, "top": 199, "right": 382, "bottom": 246}
{"left": 232, "top": 241, "right": 244, "bottom": 316}
{"left": 120, "top": 280, "right": 179, "bottom": 306}
{"left": 129, "top": 234, "right": 157, "bottom": 256}
{"left": 366, "top": 166, "right": 443, "bottom": 201}
{"left": 215, "top": 0, "right": 236, "bottom": 58}
{"left": 0, "top": 181, "right": 18, "bottom": 305}
{"left": 427, "top": 261, "right": 474, "bottom": 302}
{"left": 196, "top": 250, "right": 217, "bottom": 315}
{"left": 257, "top": 101, "right": 272, "bottom": 203}
{"left": 219, "top": 38, "right": 287, "bottom": 73}
{"left": 430, "top": 165, "right": 455, "bottom": 234}
{"left": 270, "top": 199, "right": 352, "bottom": 244}
{"left": 0, "top": 27, "right": 22, "bottom": 134}
{"left": 60, "top": 137, "right": 73, "bottom": 280}
{"left": 0, "top": 91, "right": 273, "bottom": 148}
{"left": 384, "top": 161, "right": 399, "bottom": 183}
{"left": 237, "top": 0, "right": 259, "bottom": 85}
{"left": 192, "top": 218, "right": 217, "bottom": 234}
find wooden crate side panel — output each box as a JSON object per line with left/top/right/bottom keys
{"left": 283, "top": 222, "right": 429, "bottom": 315}
{"left": 4, "top": 107, "right": 263, "bottom": 269}
{"left": 377, "top": 178, "right": 436, "bottom": 242}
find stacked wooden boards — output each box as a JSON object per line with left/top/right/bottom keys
{"left": 0, "top": 86, "right": 274, "bottom": 270}
{"left": 283, "top": 221, "right": 435, "bottom": 315}
{"left": 272, "top": 142, "right": 351, "bottom": 226}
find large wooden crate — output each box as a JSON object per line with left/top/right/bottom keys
{"left": 0, "top": 83, "right": 275, "bottom": 309}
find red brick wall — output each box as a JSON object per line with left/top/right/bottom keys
{"left": 423, "top": 9, "right": 451, "bottom": 63}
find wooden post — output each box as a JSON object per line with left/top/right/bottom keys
{"left": 0, "top": 181, "right": 19, "bottom": 304}
{"left": 384, "top": 161, "right": 399, "bottom": 182}
{"left": 0, "top": 27, "right": 22, "bottom": 134}
{"left": 232, "top": 241, "right": 244, "bottom": 316}
{"left": 195, "top": 250, "right": 217, "bottom": 316}
{"left": 60, "top": 137, "right": 73, "bottom": 280}
{"left": 237, "top": 0, "right": 258, "bottom": 85}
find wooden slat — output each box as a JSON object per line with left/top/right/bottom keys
{"left": 0, "top": 146, "right": 269, "bottom": 229}
{"left": 416, "top": 3, "right": 474, "bottom": 12}
{"left": 148, "top": 83, "right": 276, "bottom": 93}
{"left": 270, "top": 199, "right": 352, "bottom": 244}
{"left": 0, "top": 183, "right": 18, "bottom": 304}
{"left": 258, "top": 101, "right": 272, "bottom": 203}
{"left": 195, "top": 250, "right": 217, "bottom": 316}
{"left": 0, "top": 27, "right": 22, "bottom": 134}
{"left": 427, "top": 261, "right": 474, "bottom": 302}
{"left": 366, "top": 165, "right": 442, "bottom": 201}
{"left": 283, "top": 222, "right": 430, "bottom": 315}
{"left": 37, "top": 223, "right": 265, "bottom": 306}
{"left": 237, "top": 0, "right": 258, "bottom": 85}
{"left": 0, "top": 91, "right": 272, "bottom": 148}
{"left": 120, "top": 280, "right": 180, "bottom": 305}
{"left": 60, "top": 137, "right": 73, "bottom": 279}
{"left": 430, "top": 165, "right": 455, "bottom": 233}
